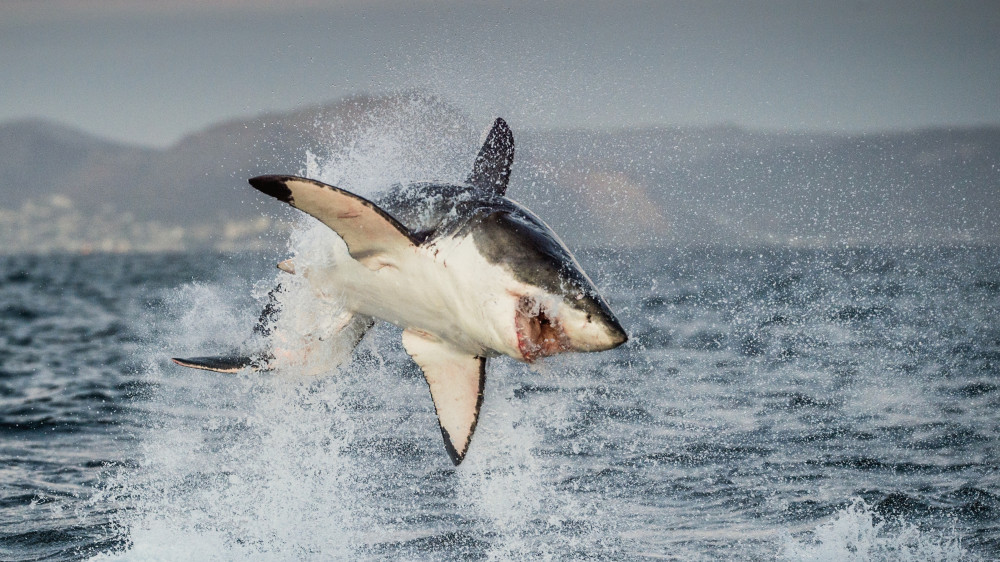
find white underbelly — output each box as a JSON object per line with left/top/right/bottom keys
{"left": 313, "top": 234, "right": 522, "bottom": 358}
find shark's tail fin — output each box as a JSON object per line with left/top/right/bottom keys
{"left": 171, "top": 283, "right": 374, "bottom": 375}
{"left": 171, "top": 284, "right": 283, "bottom": 373}
{"left": 171, "top": 354, "right": 268, "bottom": 373}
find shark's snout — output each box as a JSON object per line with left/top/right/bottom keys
{"left": 591, "top": 309, "right": 628, "bottom": 350}
{"left": 565, "top": 300, "right": 628, "bottom": 352}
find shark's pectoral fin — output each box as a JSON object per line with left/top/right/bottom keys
{"left": 249, "top": 175, "right": 419, "bottom": 269}
{"left": 401, "top": 329, "right": 486, "bottom": 465}
{"left": 467, "top": 117, "right": 514, "bottom": 196}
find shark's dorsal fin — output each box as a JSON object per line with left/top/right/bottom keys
{"left": 467, "top": 118, "right": 514, "bottom": 196}
{"left": 401, "top": 329, "right": 486, "bottom": 465}
{"left": 249, "top": 175, "right": 419, "bottom": 268}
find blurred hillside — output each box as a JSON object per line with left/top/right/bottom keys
{"left": 0, "top": 94, "right": 997, "bottom": 253}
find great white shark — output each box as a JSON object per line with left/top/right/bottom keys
{"left": 173, "top": 119, "right": 627, "bottom": 464}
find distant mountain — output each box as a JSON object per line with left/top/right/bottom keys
{"left": 519, "top": 125, "right": 1000, "bottom": 247}
{"left": 0, "top": 119, "right": 151, "bottom": 208}
{"left": 0, "top": 94, "right": 997, "bottom": 253}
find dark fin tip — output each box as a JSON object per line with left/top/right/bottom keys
{"left": 440, "top": 427, "right": 466, "bottom": 466}
{"left": 437, "top": 358, "right": 485, "bottom": 467}
{"left": 249, "top": 175, "right": 293, "bottom": 203}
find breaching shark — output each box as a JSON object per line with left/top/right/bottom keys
{"left": 173, "top": 119, "right": 627, "bottom": 464}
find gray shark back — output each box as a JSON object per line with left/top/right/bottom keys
{"left": 374, "top": 182, "right": 484, "bottom": 240}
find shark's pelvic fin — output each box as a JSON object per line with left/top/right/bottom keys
{"left": 249, "top": 175, "right": 420, "bottom": 269}
{"left": 402, "top": 329, "right": 486, "bottom": 465}
{"left": 172, "top": 313, "right": 373, "bottom": 375}
{"left": 467, "top": 118, "right": 515, "bottom": 196}
{"left": 266, "top": 312, "right": 374, "bottom": 376}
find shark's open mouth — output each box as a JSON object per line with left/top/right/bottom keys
{"left": 515, "top": 296, "right": 571, "bottom": 362}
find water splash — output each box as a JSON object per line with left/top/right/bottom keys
{"left": 781, "top": 499, "right": 968, "bottom": 561}
{"left": 78, "top": 98, "right": 998, "bottom": 561}
{"left": 90, "top": 100, "right": 603, "bottom": 559}
{"left": 92, "top": 267, "right": 375, "bottom": 558}
{"left": 303, "top": 93, "right": 474, "bottom": 197}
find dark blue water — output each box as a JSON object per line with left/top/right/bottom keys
{"left": 1, "top": 246, "right": 998, "bottom": 560}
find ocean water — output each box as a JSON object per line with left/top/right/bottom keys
{"left": 1, "top": 244, "right": 998, "bottom": 560}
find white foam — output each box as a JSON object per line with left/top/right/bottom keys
{"left": 781, "top": 499, "right": 967, "bottom": 561}
{"left": 456, "top": 358, "right": 616, "bottom": 560}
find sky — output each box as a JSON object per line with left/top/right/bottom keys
{"left": 2, "top": 0, "right": 998, "bottom": 147}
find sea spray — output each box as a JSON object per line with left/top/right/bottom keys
{"left": 92, "top": 256, "right": 377, "bottom": 558}
{"left": 68, "top": 100, "right": 998, "bottom": 560}
{"left": 455, "top": 356, "right": 627, "bottom": 560}
{"left": 304, "top": 94, "right": 472, "bottom": 196}
{"left": 456, "top": 364, "right": 548, "bottom": 560}
{"left": 781, "top": 499, "right": 968, "bottom": 561}
{"left": 91, "top": 103, "right": 492, "bottom": 559}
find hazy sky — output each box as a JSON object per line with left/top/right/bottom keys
{"left": 2, "top": 0, "right": 998, "bottom": 146}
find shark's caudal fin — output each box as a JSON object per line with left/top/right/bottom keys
{"left": 467, "top": 117, "right": 514, "bottom": 196}
{"left": 171, "top": 355, "right": 262, "bottom": 373}
{"left": 171, "top": 286, "right": 281, "bottom": 373}
{"left": 249, "top": 175, "right": 421, "bottom": 269}
{"left": 402, "top": 329, "right": 486, "bottom": 465}
{"left": 171, "top": 316, "right": 373, "bottom": 374}
{"left": 171, "top": 284, "right": 373, "bottom": 375}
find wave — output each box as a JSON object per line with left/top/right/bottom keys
{"left": 782, "top": 499, "right": 967, "bottom": 561}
